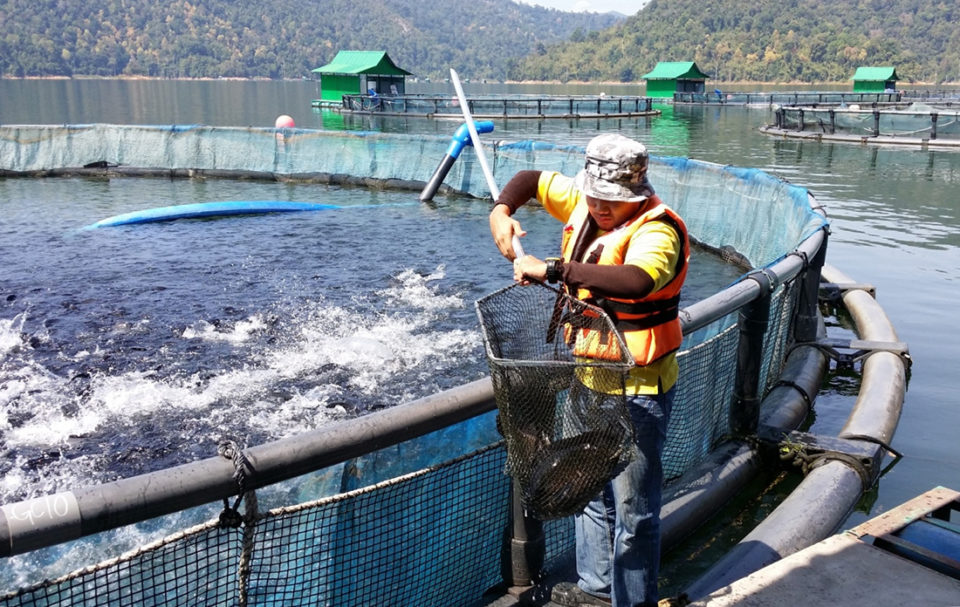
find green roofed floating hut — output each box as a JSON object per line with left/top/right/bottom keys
{"left": 311, "top": 51, "right": 413, "bottom": 107}
{"left": 851, "top": 66, "right": 900, "bottom": 93}
{"left": 641, "top": 61, "right": 711, "bottom": 98}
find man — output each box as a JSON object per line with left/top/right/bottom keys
{"left": 488, "top": 134, "right": 689, "bottom": 607}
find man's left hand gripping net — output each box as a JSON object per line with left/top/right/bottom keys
{"left": 476, "top": 282, "right": 638, "bottom": 519}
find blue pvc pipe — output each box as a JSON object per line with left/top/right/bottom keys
{"left": 446, "top": 120, "right": 495, "bottom": 158}
{"left": 84, "top": 200, "right": 339, "bottom": 229}
{"left": 420, "top": 121, "right": 495, "bottom": 202}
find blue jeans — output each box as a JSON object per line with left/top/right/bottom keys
{"left": 574, "top": 388, "right": 673, "bottom": 607}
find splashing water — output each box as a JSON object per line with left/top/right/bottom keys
{"left": 0, "top": 264, "right": 484, "bottom": 506}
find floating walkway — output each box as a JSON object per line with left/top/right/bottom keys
{"left": 687, "top": 487, "right": 960, "bottom": 606}
{"left": 313, "top": 93, "right": 659, "bottom": 119}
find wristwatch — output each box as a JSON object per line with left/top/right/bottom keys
{"left": 545, "top": 257, "right": 563, "bottom": 283}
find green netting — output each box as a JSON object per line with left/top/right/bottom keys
{"left": 760, "top": 281, "right": 803, "bottom": 396}
{"left": 2, "top": 446, "right": 511, "bottom": 607}
{"left": 0, "top": 125, "right": 448, "bottom": 188}
{"left": 668, "top": 323, "right": 739, "bottom": 478}
{"left": 245, "top": 445, "right": 510, "bottom": 607}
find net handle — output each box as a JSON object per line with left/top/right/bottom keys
{"left": 450, "top": 67, "right": 526, "bottom": 261}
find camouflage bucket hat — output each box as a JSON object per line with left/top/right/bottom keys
{"left": 574, "top": 134, "right": 654, "bottom": 203}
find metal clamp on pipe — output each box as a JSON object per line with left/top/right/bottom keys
{"left": 819, "top": 281, "right": 877, "bottom": 301}
{"left": 760, "top": 427, "right": 884, "bottom": 492}
{"left": 801, "top": 336, "right": 911, "bottom": 369}
{"left": 745, "top": 267, "right": 779, "bottom": 293}
{"left": 786, "top": 249, "right": 809, "bottom": 272}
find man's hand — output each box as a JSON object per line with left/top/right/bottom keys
{"left": 513, "top": 255, "right": 546, "bottom": 284}
{"left": 489, "top": 204, "right": 527, "bottom": 261}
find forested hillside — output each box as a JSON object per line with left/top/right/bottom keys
{"left": 2, "top": 0, "right": 957, "bottom": 83}
{"left": 0, "top": 0, "right": 621, "bottom": 79}
{"left": 515, "top": 0, "right": 960, "bottom": 83}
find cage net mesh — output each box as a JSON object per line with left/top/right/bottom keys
{"left": 2, "top": 445, "right": 513, "bottom": 607}
{"left": 475, "top": 282, "right": 637, "bottom": 519}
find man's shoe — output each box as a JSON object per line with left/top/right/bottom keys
{"left": 550, "top": 581, "right": 612, "bottom": 606}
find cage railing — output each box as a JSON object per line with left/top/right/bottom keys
{"left": 674, "top": 91, "right": 901, "bottom": 105}
{"left": 339, "top": 94, "right": 655, "bottom": 117}
{"left": 771, "top": 104, "right": 960, "bottom": 140}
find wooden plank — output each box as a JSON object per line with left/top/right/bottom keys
{"left": 848, "top": 486, "right": 960, "bottom": 540}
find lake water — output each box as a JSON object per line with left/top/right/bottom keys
{"left": 1, "top": 79, "right": 959, "bottom": 574}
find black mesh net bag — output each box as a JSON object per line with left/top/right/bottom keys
{"left": 475, "top": 282, "right": 638, "bottom": 519}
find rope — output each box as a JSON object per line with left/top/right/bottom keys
{"left": 217, "top": 440, "right": 251, "bottom": 528}
{"left": 807, "top": 452, "right": 874, "bottom": 492}
{"left": 218, "top": 439, "right": 258, "bottom": 607}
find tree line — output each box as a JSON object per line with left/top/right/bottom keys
{"left": 1, "top": 0, "right": 956, "bottom": 83}
{"left": 514, "top": 0, "right": 960, "bottom": 84}
{"left": 0, "top": 0, "right": 620, "bottom": 79}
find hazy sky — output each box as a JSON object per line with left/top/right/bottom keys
{"left": 516, "top": 0, "right": 649, "bottom": 15}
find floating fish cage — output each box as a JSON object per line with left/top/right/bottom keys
{"left": 325, "top": 93, "right": 658, "bottom": 119}
{"left": 762, "top": 102, "right": 960, "bottom": 147}
{"left": 673, "top": 91, "right": 902, "bottom": 106}
{"left": 0, "top": 124, "right": 907, "bottom": 606}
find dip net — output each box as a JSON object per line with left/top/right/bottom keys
{"left": 475, "top": 282, "right": 636, "bottom": 519}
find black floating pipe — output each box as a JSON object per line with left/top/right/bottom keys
{"left": 419, "top": 120, "right": 495, "bottom": 202}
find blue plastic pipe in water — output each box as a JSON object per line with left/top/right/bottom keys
{"left": 82, "top": 200, "right": 418, "bottom": 229}
{"left": 418, "top": 120, "right": 495, "bottom": 202}
{"left": 83, "top": 200, "right": 339, "bottom": 229}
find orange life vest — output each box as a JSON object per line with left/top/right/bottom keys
{"left": 561, "top": 195, "right": 689, "bottom": 366}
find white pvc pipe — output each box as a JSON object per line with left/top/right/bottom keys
{"left": 450, "top": 68, "right": 525, "bottom": 259}
{"left": 449, "top": 68, "right": 499, "bottom": 200}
